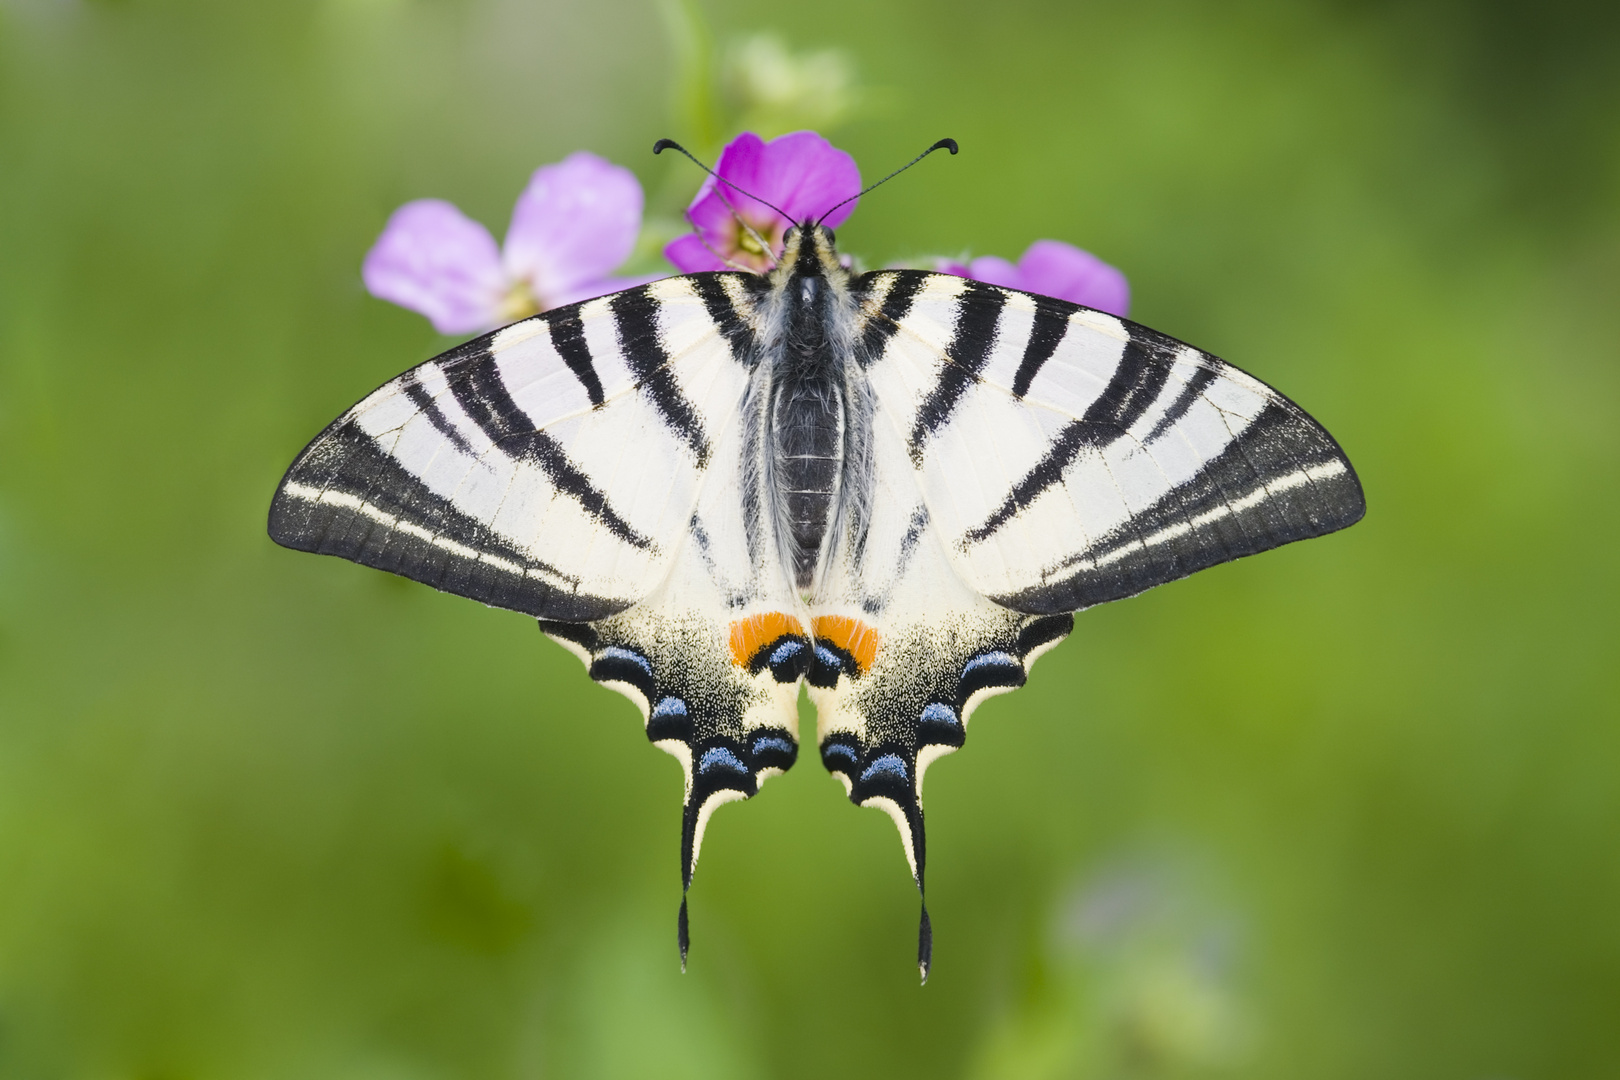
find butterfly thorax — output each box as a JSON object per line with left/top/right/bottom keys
{"left": 757, "top": 225, "right": 865, "bottom": 594}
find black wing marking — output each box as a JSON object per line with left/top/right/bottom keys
{"left": 269, "top": 276, "right": 760, "bottom": 620}
{"left": 862, "top": 272, "right": 1365, "bottom": 614}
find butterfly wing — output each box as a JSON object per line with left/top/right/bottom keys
{"left": 868, "top": 271, "right": 1366, "bottom": 610}
{"left": 536, "top": 346, "right": 810, "bottom": 968}
{"left": 807, "top": 490, "right": 1070, "bottom": 983}
{"left": 270, "top": 276, "right": 757, "bottom": 618}
{"left": 807, "top": 270, "right": 1365, "bottom": 980}
{"left": 269, "top": 274, "right": 804, "bottom": 964}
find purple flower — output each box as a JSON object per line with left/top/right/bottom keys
{"left": 665, "top": 131, "right": 861, "bottom": 274}
{"left": 940, "top": 240, "right": 1130, "bottom": 318}
{"left": 363, "top": 152, "right": 658, "bottom": 334}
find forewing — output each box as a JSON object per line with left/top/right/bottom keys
{"left": 268, "top": 275, "right": 758, "bottom": 620}
{"left": 858, "top": 271, "right": 1366, "bottom": 613}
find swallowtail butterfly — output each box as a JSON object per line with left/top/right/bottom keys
{"left": 269, "top": 152, "right": 1364, "bottom": 981}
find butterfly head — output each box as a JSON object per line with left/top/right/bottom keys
{"left": 773, "top": 223, "right": 849, "bottom": 287}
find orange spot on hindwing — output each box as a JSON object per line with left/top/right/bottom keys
{"left": 727, "top": 613, "right": 880, "bottom": 684}
{"left": 728, "top": 612, "right": 807, "bottom": 669}
{"left": 811, "top": 615, "right": 881, "bottom": 675}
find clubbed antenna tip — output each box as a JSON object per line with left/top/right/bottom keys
{"left": 815, "top": 137, "right": 960, "bottom": 225}
{"left": 653, "top": 137, "right": 795, "bottom": 226}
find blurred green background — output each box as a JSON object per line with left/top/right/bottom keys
{"left": 2, "top": 0, "right": 1617, "bottom": 1076}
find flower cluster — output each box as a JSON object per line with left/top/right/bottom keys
{"left": 362, "top": 132, "right": 1130, "bottom": 331}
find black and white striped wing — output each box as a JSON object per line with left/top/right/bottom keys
{"left": 271, "top": 274, "right": 807, "bottom": 966}
{"left": 269, "top": 276, "right": 756, "bottom": 621}
{"left": 537, "top": 361, "right": 809, "bottom": 968}
{"left": 802, "top": 270, "right": 1364, "bottom": 980}
{"left": 865, "top": 271, "right": 1366, "bottom": 612}
{"left": 805, "top": 382, "right": 1075, "bottom": 981}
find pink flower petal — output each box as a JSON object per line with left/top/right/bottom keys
{"left": 664, "top": 233, "right": 731, "bottom": 273}
{"left": 686, "top": 132, "right": 766, "bottom": 223}
{"left": 709, "top": 130, "right": 862, "bottom": 227}
{"left": 964, "top": 255, "right": 1022, "bottom": 292}
{"left": 686, "top": 178, "right": 764, "bottom": 237}
{"left": 770, "top": 130, "right": 862, "bottom": 228}
{"left": 362, "top": 199, "right": 507, "bottom": 335}
{"left": 503, "top": 152, "right": 644, "bottom": 305}
{"left": 544, "top": 273, "right": 668, "bottom": 310}
{"left": 1016, "top": 240, "right": 1130, "bottom": 317}
{"left": 676, "top": 131, "right": 863, "bottom": 273}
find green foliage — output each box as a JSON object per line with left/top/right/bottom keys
{"left": 1, "top": 0, "right": 1617, "bottom": 1077}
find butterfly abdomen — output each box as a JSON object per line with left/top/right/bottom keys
{"left": 769, "top": 362, "right": 845, "bottom": 590}
{"left": 761, "top": 228, "right": 866, "bottom": 593}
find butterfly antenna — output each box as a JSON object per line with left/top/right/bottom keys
{"left": 654, "top": 138, "right": 796, "bottom": 226}
{"left": 816, "top": 137, "right": 959, "bottom": 225}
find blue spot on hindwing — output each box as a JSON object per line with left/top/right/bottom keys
{"left": 822, "top": 743, "right": 858, "bottom": 769}
{"left": 959, "top": 649, "right": 1026, "bottom": 696}
{"left": 599, "top": 646, "right": 653, "bottom": 675}
{"left": 961, "top": 651, "right": 1020, "bottom": 679}
{"left": 860, "top": 754, "right": 909, "bottom": 784}
{"left": 766, "top": 638, "right": 810, "bottom": 682}
{"left": 751, "top": 735, "right": 795, "bottom": 756}
{"left": 591, "top": 644, "right": 657, "bottom": 701}
{"left": 917, "top": 701, "right": 965, "bottom": 748}
{"left": 806, "top": 644, "right": 846, "bottom": 688}
{"left": 645, "top": 695, "right": 693, "bottom": 743}
{"left": 698, "top": 747, "right": 750, "bottom": 776}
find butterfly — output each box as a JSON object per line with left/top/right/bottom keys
{"left": 268, "top": 160, "right": 1364, "bottom": 982}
